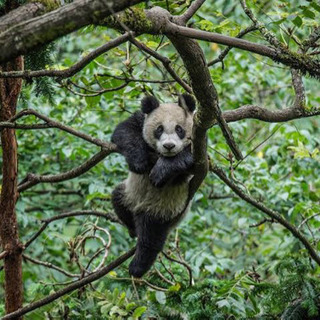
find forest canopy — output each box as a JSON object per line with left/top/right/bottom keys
{"left": 1, "top": 0, "right": 320, "bottom": 319}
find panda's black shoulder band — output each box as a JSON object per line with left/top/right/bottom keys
{"left": 141, "top": 96, "right": 160, "bottom": 114}
{"left": 178, "top": 94, "right": 196, "bottom": 112}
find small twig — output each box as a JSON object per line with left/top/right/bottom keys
{"left": 162, "top": 251, "right": 193, "bottom": 287}
{"left": 154, "top": 267, "right": 175, "bottom": 285}
{"left": 234, "top": 124, "right": 283, "bottom": 169}
{"left": 249, "top": 218, "right": 274, "bottom": 228}
{"left": 63, "top": 80, "right": 128, "bottom": 97}
{"left": 114, "top": 277, "right": 168, "bottom": 292}
{"left": 96, "top": 73, "right": 175, "bottom": 84}
{"left": 298, "top": 212, "right": 320, "bottom": 229}
{"left": 208, "top": 25, "right": 257, "bottom": 67}
{"left": 24, "top": 210, "right": 120, "bottom": 250}
{"left": 130, "top": 38, "right": 192, "bottom": 93}
{"left": 23, "top": 254, "right": 80, "bottom": 278}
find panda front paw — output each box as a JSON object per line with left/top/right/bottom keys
{"left": 127, "top": 157, "right": 150, "bottom": 174}
{"left": 149, "top": 166, "right": 168, "bottom": 188}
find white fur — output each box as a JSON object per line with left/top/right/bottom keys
{"left": 143, "top": 103, "right": 193, "bottom": 156}
{"left": 123, "top": 172, "right": 190, "bottom": 219}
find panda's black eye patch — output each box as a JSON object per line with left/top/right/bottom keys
{"left": 175, "top": 125, "right": 185, "bottom": 139}
{"left": 154, "top": 125, "right": 164, "bottom": 139}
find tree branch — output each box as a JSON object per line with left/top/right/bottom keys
{"left": 178, "top": 0, "right": 207, "bottom": 24}
{"left": 208, "top": 25, "right": 257, "bottom": 67}
{"left": 129, "top": 38, "right": 192, "bottom": 93}
{"left": 24, "top": 210, "right": 121, "bottom": 250}
{"left": 2, "top": 248, "right": 136, "bottom": 320}
{"left": 0, "top": 0, "right": 143, "bottom": 64}
{"left": 7, "top": 109, "right": 113, "bottom": 148}
{"left": 210, "top": 164, "right": 320, "bottom": 267}
{"left": 23, "top": 254, "right": 80, "bottom": 278}
{"left": 0, "top": 33, "right": 131, "bottom": 79}
{"left": 0, "top": 2, "right": 46, "bottom": 34}
{"left": 18, "top": 148, "right": 115, "bottom": 192}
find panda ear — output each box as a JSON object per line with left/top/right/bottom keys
{"left": 141, "top": 96, "right": 160, "bottom": 114}
{"left": 178, "top": 94, "right": 196, "bottom": 112}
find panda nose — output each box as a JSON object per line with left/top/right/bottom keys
{"left": 163, "top": 143, "right": 175, "bottom": 151}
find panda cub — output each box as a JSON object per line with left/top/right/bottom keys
{"left": 111, "top": 94, "right": 195, "bottom": 278}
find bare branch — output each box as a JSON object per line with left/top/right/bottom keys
{"left": 63, "top": 80, "right": 128, "bottom": 97}
{"left": 8, "top": 109, "right": 112, "bottom": 148}
{"left": 249, "top": 218, "right": 274, "bottom": 228}
{"left": 2, "top": 248, "right": 136, "bottom": 320}
{"left": 239, "top": 0, "right": 284, "bottom": 49}
{"left": 0, "top": 33, "right": 131, "bottom": 79}
{"left": 130, "top": 38, "right": 192, "bottom": 93}
{"left": 162, "top": 251, "right": 193, "bottom": 287}
{"left": 24, "top": 210, "right": 120, "bottom": 250}
{"left": 18, "top": 148, "right": 115, "bottom": 192}
{"left": 208, "top": 25, "right": 257, "bottom": 67}
{"left": 179, "top": 0, "right": 207, "bottom": 24}
{"left": 23, "top": 254, "right": 80, "bottom": 278}
{"left": 96, "top": 73, "right": 175, "bottom": 84}
{"left": 210, "top": 164, "right": 320, "bottom": 267}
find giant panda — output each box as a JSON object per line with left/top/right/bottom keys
{"left": 111, "top": 93, "right": 195, "bottom": 278}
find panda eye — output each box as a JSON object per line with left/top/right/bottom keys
{"left": 154, "top": 125, "right": 164, "bottom": 139}
{"left": 175, "top": 125, "right": 185, "bottom": 138}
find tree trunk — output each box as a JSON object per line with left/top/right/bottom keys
{"left": 0, "top": 55, "right": 24, "bottom": 318}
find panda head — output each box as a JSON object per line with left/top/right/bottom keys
{"left": 141, "top": 94, "right": 195, "bottom": 157}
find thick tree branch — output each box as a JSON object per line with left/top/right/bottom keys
{"left": 0, "top": 0, "right": 143, "bottom": 64}
{"left": 0, "top": 2, "right": 46, "bottom": 34}
{"left": 2, "top": 247, "right": 136, "bottom": 320}
{"left": 0, "top": 33, "right": 131, "bottom": 79}
{"left": 211, "top": 164, "right": 320, "bottom": 267}
{"left": 104, "top": 7, "right": 320, "bottom": 77}
{"left": 222, "top": 105, "right": 320, "bottom": 123}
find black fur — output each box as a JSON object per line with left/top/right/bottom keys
{"left": 141, "top": 96, "right": 160, "bottom": 114}
{"left": 149, "top": 145, "right": 193, "bottom": 188}
{"left": 111, "top": 98, "right": 194, "bottom": 278}
{"left": 111, "top": 184, "right": 136, "bottom": 238}
{"left": 111, "top": 112, "right": 153, "bottom": 174}
{"left": 129, "top": 214, "right": 172, "bottom": 278}
{"left": 178, "top": 93, "right": 196, "bottom": 112}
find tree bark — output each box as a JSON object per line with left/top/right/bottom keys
{"left": 0, "top": 56, "right": 24, "bottom": 318}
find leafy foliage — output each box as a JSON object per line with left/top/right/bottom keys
{"left": 1, "top": 0, "right": 320, "bottom": 319}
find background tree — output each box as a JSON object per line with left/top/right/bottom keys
{"left": 1, "top": 0, "right": 320, "bottom": 319}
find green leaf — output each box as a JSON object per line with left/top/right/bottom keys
{"left": 155, "top": 291, "right": 166, "bottom": 304}
{"left": 132, "top": 306, "right": 147, "bottom": 318}
{"left": 292, "top": 16, "right": 303, "bottom": 27}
